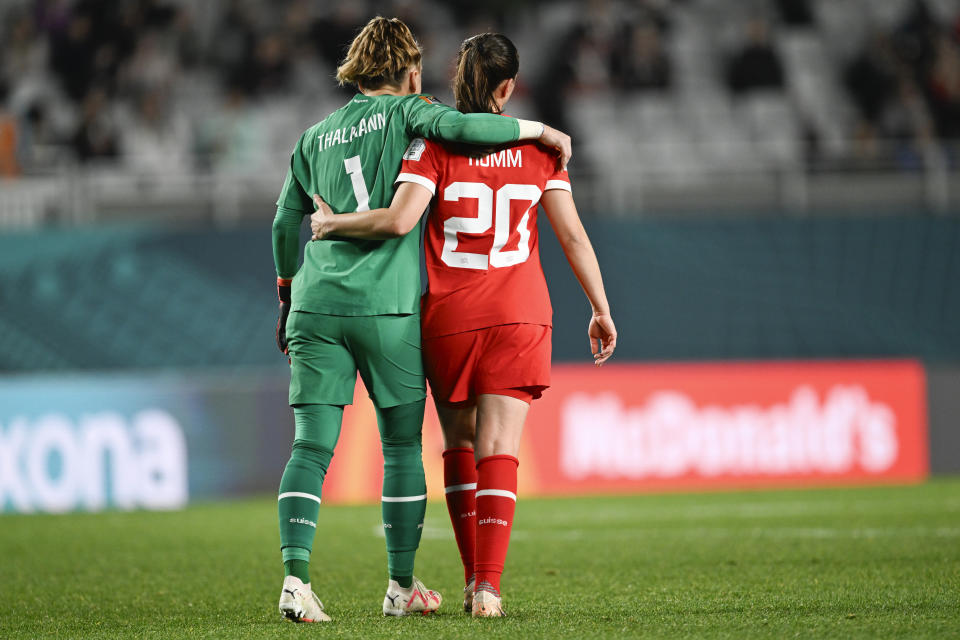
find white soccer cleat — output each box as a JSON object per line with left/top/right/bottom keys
{"left": 471, "top": 584, "right": 505, "bottom": 618}
{"left": 463, "top": 575, "right": 475, "bottom": 613}
{"left": 382, "top": 576, "right": 442, "bottom": 616}
{"left": 278, "top": 575, "right": 332, "bottom": 623}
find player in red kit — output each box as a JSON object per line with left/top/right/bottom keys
{"left": 310, "top": 33, "right": 617, "bottom": 617}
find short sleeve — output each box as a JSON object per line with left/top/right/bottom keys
{"left": 275, "top": 135, "right": 314, "bottom": 213}
{"left": 396, "top": 138, "right": 441, "bottom": 196}
{"left": 544, "top": 162, "right": 572, "bottom": 193}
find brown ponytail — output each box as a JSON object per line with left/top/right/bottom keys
{"left": 336, "top": 17, "right": 422, "bottom": 90}
{"left": 448, "top": 33, "right": 520, "bottom": 158}
{"left": 453, "top": 33, "right": 519, "bottom": 115}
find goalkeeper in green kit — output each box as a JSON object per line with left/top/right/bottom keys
{"left": 271, "top": 17, "right": 571, "bottom": 622}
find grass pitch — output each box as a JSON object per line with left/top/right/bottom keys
{"left": 1, "top": 480, "right": 958, "bottom": 639}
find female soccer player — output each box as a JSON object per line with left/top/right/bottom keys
{"left": 310, "top": 33, "right": 617, "bottom": 617}
{"left": 272, "top": 18, "right": 572, "bottom": 622}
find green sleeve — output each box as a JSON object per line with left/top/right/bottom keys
{"left": 276, "top": 135, "right": 314, "bottom": 213}
{"left": 403, "top": 95, "right": 520, "bottom": 145}
{"left": 272, "top": 207, "right": 304, "bottom": 279}
{"left": 273, "top": 136, "right": 313, "bottom": 279}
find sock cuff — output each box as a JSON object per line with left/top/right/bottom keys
{"left": 444, "top": 447, "right": 478, "bottom": 487}
{"left": 443, "top": 447, "right": 475, "bottom": 457}
{"left": 476, "top": 454, "right": 519, "bottom": 469}
{"left": 281, "top": 546, "right": 311, "bottom": 563}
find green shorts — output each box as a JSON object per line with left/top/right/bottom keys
{"left": 286, "top": 311, "right": 426, "bottom": 408}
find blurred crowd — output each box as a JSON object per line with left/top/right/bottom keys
{"left": 840, "top": 1, "right": 960, "bottom": 166}
{"left": 1, "top": 0, "right": 960, "bottom": 180}
{"left": 0, "top": 0, "right": 364, "bottom": 177}
{"left": 538, "top": 0, "right": 960, "bottom": 171}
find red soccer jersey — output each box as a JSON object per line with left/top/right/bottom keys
{"left": 396, "top": 135, "right": 571, "bottom": 338}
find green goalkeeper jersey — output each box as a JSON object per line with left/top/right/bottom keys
{"left": 274, "top": 92, "right": 522, "bottom": 316}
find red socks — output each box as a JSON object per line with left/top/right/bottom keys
{"left": 443, "top": 450, "right": 520, "bottom": 595}
{"left": 474, "top": 454, "right": 519, "bottom": 595}
{"left": 442, "top": 448, "right": 477, "bottom": 585}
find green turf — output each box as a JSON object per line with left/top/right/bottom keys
{"left": 1, "top": 480, "right": 958, "bottom": 639}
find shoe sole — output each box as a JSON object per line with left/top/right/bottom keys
{"left": 280, "top": 604, "right": 330, "bottom": 623}
{"left": 383, "top": 602, "right": 440, "bottom": 617}
{"left": 383, "top": 609, "right": 435, "bottom": 617}
{"left": 280, "top": 607, "right": 304, "bottom": 622}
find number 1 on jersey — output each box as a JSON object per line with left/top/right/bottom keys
{"left": 344, "top": 155, "right": 370, "bottom": 212}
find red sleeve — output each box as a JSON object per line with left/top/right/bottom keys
{"left": 543, "top": 157, "right": 572, "bottom": 193}
{"left": 396, "top": 138, "right": 442, "bottom": 196}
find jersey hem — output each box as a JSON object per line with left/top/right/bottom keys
{"left": 292, "top": 305, "right": 420, "bottom": 318}
{"left": 422, "top": 320, "right": 553, "bottom": 339}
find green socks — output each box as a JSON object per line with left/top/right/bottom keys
{"left": 284, "top": 559, "right": 310, "bottom": 583}
{"left": 277, "top": 400, "right": 427, "bottom": 587}
{"left": 377, "top": 400, "right": 428, "bottom": 585}
{"left": 278, "top": 404, "right": 343, "bottom": 584}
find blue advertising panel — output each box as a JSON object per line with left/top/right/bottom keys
{"left": 0, "top": 371, "right": 292, "bottom": 513}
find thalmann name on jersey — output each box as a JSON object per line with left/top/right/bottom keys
{"left": 316, "top": 112, "right": 386, "bottom": 152}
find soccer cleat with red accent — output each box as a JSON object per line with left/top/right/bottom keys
{"left": 463, "top": 575, "right": 476, "bottom": 613}
{"left": 382, "top": 577, "right": 443, "bottom": 616}
{"left": 471, "top": 583, "right": 505, "bottom": 617}
{"left": 278, "top": 575, "right": 332, "bottom": 622}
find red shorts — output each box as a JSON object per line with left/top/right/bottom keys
{"left": 423, "top": 323, "right": 552, "bottom": 407}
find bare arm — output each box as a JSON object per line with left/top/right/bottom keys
{"left": 310, "top": 183, "right": 433, "bottom": 241}
{"left": 540, "top": 189, "right": 617, "bottom": 365}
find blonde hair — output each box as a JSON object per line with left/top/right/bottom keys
{"left": 336, "top": 17, "right": 422, "bottom": 89}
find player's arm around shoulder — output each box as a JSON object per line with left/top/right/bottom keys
{"left": 540, "top": 188, "right": 617, "bottom": 366}
{"left": 311, "top": 135, "right": 439, "bottom": 241}
{"left": 311, "top": 183, "right": 432, "bottom": 241}
{"left": 402, "top": 93, "right": 572, "bottom": 169}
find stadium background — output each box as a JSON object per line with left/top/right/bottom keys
{"left": 0, "top": 0, "right": 958, "bottom": 513}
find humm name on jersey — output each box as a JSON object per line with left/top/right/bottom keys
{"left": 317, "top": 112, "right": 386, "bottom": 151}
{"left": 468, "top": 148, "right": 523, "bottom": 168}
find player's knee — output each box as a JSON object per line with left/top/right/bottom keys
{"left": 376, "top": 399, "right": 426, "bottom": 443}
{"left": 474, "top": 433, "right": 521, "bottom": 459}
{"left": 380, "top": 440, "right": 423, "bottom": 469}
{"left": 290, "top": 439, "right": 335, "bottom": 468}
{"left": 441, "top": 419, "right": 475, "bottom": 448}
